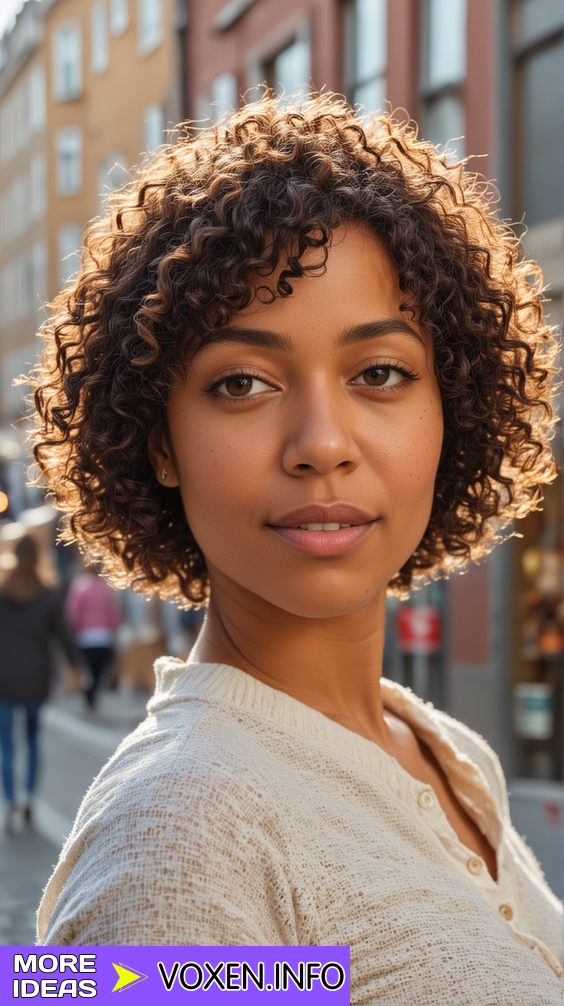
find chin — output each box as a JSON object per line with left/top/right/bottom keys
{"left": 247, "top": 571, "right": 393, "bottom": 620}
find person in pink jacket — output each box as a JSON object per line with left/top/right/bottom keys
{"left": 65, "top": 569, "right": 122, "bottom": 709}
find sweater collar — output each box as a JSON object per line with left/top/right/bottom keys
{"left": 148, "top": 657, "right": 503, "bottom": 849}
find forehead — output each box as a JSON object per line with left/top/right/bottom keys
{"left": 223, "top": 224, "right": 424, "bottom": 348}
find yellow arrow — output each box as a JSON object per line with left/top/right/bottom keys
{"left": 112, "top": 963, "right": 148, "bottom": 992}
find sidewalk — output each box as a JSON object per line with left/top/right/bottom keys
{"left": 0, "top": 825, "right": 56, "bottom": 946}
{"left": 0, "top": 685, "right": 148, "bottom": 945}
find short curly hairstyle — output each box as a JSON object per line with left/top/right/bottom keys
{"left": 32, "top": 92, "right": 558, "bottom": 605}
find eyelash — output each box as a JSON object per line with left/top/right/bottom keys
{"left": 203, "top": 367, "right": 275, "bottom": 398}
{"left": 203, "top": 361, "right": 420, "bottom": 400}
{"left": 353, "top": 359, "right": 420, "bottom": 389}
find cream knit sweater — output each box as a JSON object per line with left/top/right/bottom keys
{"left": 38, "top": 660, "right": 563, "bottom": 1004}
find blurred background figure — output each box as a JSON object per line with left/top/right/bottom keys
{"left": 0, "top": 534, "right": 78, "bottom": 833}
{"left": 65, "top": 565, "right": 122, "bottom": 709}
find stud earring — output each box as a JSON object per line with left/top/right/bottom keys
{"left": 161, "top": 469, "right": 167, "bottom": 481}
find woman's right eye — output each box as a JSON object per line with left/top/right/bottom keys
{"left": 216, "top": 375, "right": 272, "bottom": 398}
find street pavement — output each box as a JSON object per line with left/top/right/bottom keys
{"left": 0, "top": 686, "right": 148, "bottom": 946}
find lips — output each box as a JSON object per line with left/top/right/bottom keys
{"left": 268, "top": 504, "right": 375, "bottom": 529}
{"left": 267, "top": 504, "right": 378, "bottom": 557}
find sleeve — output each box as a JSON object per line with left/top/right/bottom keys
{"left": 37, "top": 744, "right": 301, "bottom": 947}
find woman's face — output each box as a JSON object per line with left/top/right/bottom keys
{"left": 162, "top": 225, "right": 443, "bottom": 618}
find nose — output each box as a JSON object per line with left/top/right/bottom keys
{"left": 281, "top": 386, "right": 362, "bottom": 477}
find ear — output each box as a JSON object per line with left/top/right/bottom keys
{"left": 147, "top": 424, "right": 180, "bottom": 488}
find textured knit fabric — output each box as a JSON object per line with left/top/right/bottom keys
{"left": 0, "top": 588, "right": 78, "bottom": 702}
{"left": 38, "top": 660, "right": 563, "bottom": 1004}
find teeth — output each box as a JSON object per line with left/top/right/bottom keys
{"left": 298, "top": 522, "right": 353, "bottom": 531}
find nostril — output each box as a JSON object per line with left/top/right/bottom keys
{"left": 297, "top": 463, "right": 312, "bottom": 470}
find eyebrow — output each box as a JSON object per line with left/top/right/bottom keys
{"left": 197, "top": 327, "right": 294, "bottom": 353}
{"left": 197, "top": 318, "right": 424, "bottom": 354}
{"left": 337, "top": 319, "right": 425, "bottom": 348}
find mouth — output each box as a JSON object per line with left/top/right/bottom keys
{"left": 269, "top": 504, "right": 375, "bottom": 528}
{"left": 266, "top": 504, "right": 378, "bottom": 557}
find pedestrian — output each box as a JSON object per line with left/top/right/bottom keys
{"left": 0, "top": 534, "right": 78, "bottom": 832}
{"left": 65, "top": 567, "right": 122, "bottom": 709}
{"left": 33, "top": 93, "right": 562, "bottom": 1002}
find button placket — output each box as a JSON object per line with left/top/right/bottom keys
{"left": 417, "top": 789, "right": 435, "bottom": 810}
{"left": 467, "top": 856, "right": 483, "bottom": 875}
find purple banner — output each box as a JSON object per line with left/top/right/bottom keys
{"left": 1, "top": 947, "right": 350, "bottom": 1003}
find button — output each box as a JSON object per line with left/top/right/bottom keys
{"left": 418, "top": 790, "right": 435, "bottom": 810}
{"left": 467, "top": 857, "right": 483, "bottom": 875}
{"left": 499, "top": 904, "right": 514, "bottom": 921}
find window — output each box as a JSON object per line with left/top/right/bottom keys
{"left": 264, "top": 33, "right": 311, "bottom": 104}
{"left": 0, "top": 156, "right": 46, "bottom": 245}
{"left": 98, "top": 151, "right": 129, "bottom": 210}
{"left": 32, "top": 240, "right": 47, "bottom": 308}
{"left": 514, "top": 0, "right": 564, "bottom": 226}
{"left": 110, "top": 0, "right": 129, "bottom": 35}
{"left": 211, "top": 72, "right": 238, "bottom": 122}
{"left": 30, "top": 155, "right": 46, "bottom": 221}
{"left": 138, "top": 0, "right": 163, "bottom": 56}
{"left": 58, "top": 224, "right": 83, "bottom": 288}
{"left": 0, "top": 66, "right": 45, "bottom": 164}
{"left": 343, "top": 0, "right": 387, "bottom": 113}
{"left": 420, "top": 0, "right": 466, "bottom": 159}
{"left": 52, "top": 21, "right": 82, "bottom": 101}
{"left": 143, "top": 103, "right": 165, "bottom": 151}
{"left": 0, "top": 242, "right": 47, "bottom": 326}
{"left": 92, "top": 1, "right": 109, "bottom": 75}
{"left": 29, "top": 65, "right": 46, "bottom": 131}
{"left": 0, "top": 177, "right": 27, "bottom": 244}
{"left": 519, "top": 0, "right": 563, "bottom": 47}
{"left": 56, "top": 128, "right": 82, "bottom": 194}
{"left": 426, "top": 0, "right": 466, "bottom": 89}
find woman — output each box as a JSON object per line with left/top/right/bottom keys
{"left": 0, "top": 535, "right": 78, "bottom": 831}
{"left": 33, "top": 95, "right": 562, "bottom": 1002}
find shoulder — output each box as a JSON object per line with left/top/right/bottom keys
{"left": 38, "top": 696, "right": 299, "bottom": 945}
{"left": 73, "top": 695, "right": 290, "bottom": 840}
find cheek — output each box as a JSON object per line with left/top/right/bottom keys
{"left": 364, "top": 397, "right": 443, "bottom": 512}
{"left": 173, "top": 415, "right": 272, "bottom": 530}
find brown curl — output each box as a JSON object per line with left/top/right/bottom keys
{"left": 31, "top": 91, "right": 558, "bottom": 605}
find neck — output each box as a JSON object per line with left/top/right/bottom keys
{"left": 190, "top": 567, "right": 392, "bottom": 749}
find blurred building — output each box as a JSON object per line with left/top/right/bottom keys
{"left": 184, "top": 1, "right": 563, "bottom": 787}
{"left": 0, "top": 0, "right": 184, "bottom": 509}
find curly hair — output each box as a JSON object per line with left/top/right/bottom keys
{"left": 31, "top": 92, "right": 558, "bottom": 605}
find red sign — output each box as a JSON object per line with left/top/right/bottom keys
{"left": 397, "top": 605, "right": 442, "bottom": 655}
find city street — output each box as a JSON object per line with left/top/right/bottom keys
{"left": 0, "top": 686, "right": 148, "bottom": 945}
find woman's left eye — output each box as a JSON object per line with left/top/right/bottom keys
{"left": 216, "top": 375, "right": 272, "bottom": 397}
{"left": 351, "top": 366, "right": 404, "bottom": 388}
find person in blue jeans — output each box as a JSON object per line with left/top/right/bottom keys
{"left": 0, "top": 535, "right": 78, "bottom": 832}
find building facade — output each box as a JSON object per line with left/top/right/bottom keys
{"left": 0, "top": 0, "right": 183, "bottom": 511}
{"left": 185, "top": 0, "right": 563, "bottom": 789}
